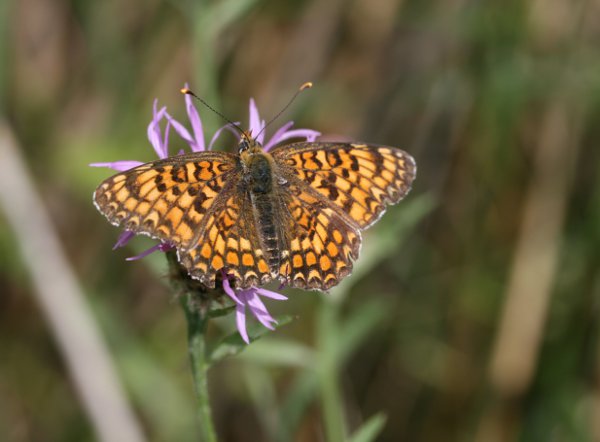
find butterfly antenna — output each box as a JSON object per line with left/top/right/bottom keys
{"left": 180, "top": 88, "right": 245, "bottom": 137}
{"left": 255, "top": 81, "right": 313, "bottom": 140}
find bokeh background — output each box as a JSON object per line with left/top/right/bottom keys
{"left": 2, "top": 0, "right": 599, "bottom": 441}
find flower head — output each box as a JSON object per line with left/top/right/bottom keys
{"left": 92, "top": 86, "right": 321, "bottom": 342}
{"left": 222, "top": 276, "right": 288, "bottom": 344}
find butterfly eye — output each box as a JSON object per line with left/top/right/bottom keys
{"left": 238, "top": 138, "right": 250, "bottom": 153}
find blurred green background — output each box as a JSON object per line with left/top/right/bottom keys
{"left": 1, "top": 0, "right": 599, "bottom": 441}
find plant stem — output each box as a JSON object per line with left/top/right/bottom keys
{"left": 318, "top": 298, "right": 347, "bottom": 442}
{"left": 167, "top": 250, "right": 218, "bottom": 442}
{"left": 181, "top": 296, "right": 218, "bottom": 442}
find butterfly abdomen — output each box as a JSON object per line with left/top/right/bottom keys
{"left": 243, "top": 151, "right": 280, "bottom": 273}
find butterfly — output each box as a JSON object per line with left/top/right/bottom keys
{"left": 94, "top": 134, "right": 416, "bottom": 290}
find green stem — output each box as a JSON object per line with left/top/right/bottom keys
{"left": 181, "top": 296, "right": 218, "bottom": 442}
{"left": 318, "top": 298, "right": 347, "bottom": 442}
{"left": 167, "top": 251, "right": 218, "bottom": 442}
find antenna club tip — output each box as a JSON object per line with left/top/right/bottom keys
{"left": 300, "top": 82, "right": 313, "bottom": 91}
{"left": 180, "top": 87, "right": 191, "bottom": 95}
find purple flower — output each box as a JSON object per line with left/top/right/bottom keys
{"left": 247, "top": 98, "right": 320, "bottom": 151}
{"left": 222, "top": 276, "right": 288, "bottom": 344}
{"left": 92, "top": 87, "right": 319, "bottom": 342}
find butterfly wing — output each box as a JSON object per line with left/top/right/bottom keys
{"left": 271, "top": 142, "right": 416, "bottom": 290}
{"left": 271, "top": 142, "right": 416, "bottom": 229}
{"left": 94, "top": 151, "right": 273, "bottom": 289}
{"left": 274, "top": 176, "right": 360, "bottom": 290}
{"left": 178, "top": 182, "right": 273, "bottom": 289}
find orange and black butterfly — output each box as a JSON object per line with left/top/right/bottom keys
{"left": 94, "top": 121, "right": 416, "bottom": 291}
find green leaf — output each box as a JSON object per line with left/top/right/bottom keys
{"left": 276, "top": 371, "right": 319, "bottom": 442}
{"left": 240, "top": 338, "right": 316, "bottom": 368}
{"left": 349, "top": 413, "right": 387, "bottom": 442}
{"left": 337, "top": 300, "right": 387, "bottom": 363}
{"left": 209, "top": 315, "right": 294, "bottom": 363}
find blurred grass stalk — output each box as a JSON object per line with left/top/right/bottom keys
{"left": 0, "top": 122, "right": 145, "bottom": 442}
{"left": 478, "top": 0, "right": 589, "bottom": 438}
{"left": 189, "top": 0, "right": 258, "bottom": 131}
{"left": 482, "top": 99, "right": 580, "bottom": 440}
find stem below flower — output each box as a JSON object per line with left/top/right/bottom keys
{"left": 181, "top": 295, "right": 217, "bottom": 442}
{"left": 318, "top": 298, "right": 348, "bottom": 442}
{"left": 167, "top": 251, "right": 218, "bottom": 442}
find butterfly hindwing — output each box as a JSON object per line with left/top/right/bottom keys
{"left": 274, "top": 175, "right": 360, "bottom": 290}
{"left": 178, "top": 183, "right": 272, "bottom": 289}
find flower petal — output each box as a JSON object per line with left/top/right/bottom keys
{"left": 222, "top": 276, "right": 243, "bottom": 304}
{"left": 125, "top": 243, "right": 163, "bottom": 261}
{"left": 89, "top": 161, "right": 143, "bottom": 171}
{"left": 246, "top": 292, "right": 277, "bottom": 329}
{"left": 184, "top": 83, "right": 206, "bottom": 151}
{"left": 166, "top": 112, "right": 197, "bottom": 150}
{"left": 255, "top": 287, "right": 288, "bottom": 301}
{"left": 236, "top": 302, "right": 250, "bottom": 344}
{"left": 147, "top": 104, "right": 168, "bottom": 158}
{"left": 125, "top": 241, "right": 174, "bottom": 261}
{"left": 248, "top": 98, "right": 265, "bottom": 144}
{"left": 262, "top": 121, "right": 294, "bottom": 150}
{"left": 162, "top": 120, "right": 171, "bottom": 157}
{"left": 263, "top": 128, "right": 321, "bottom": 151}
{"left": 208, "top": 122, "right": 242, "bottom": 150}
{"left": 113, "top": 230, "right": 135, "bottom": 249}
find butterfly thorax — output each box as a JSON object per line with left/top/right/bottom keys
{"left": 239, "top": 145, "right": 281, "bottom": 275}
{"left": 240, "top": 149, "right": 273, "bottom": 194}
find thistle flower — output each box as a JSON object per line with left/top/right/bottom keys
{"left": 91, "top": 86, "right": 320, "bottom": 341}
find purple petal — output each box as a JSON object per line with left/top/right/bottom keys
{"left": 208, "top": 122, "right": 242, "bottom": 150}
{"left": 236, "top": 302, "right": 250, "bottom": 344}
{"left": 166, "top": 112, "right": 197, "bottom": 150}
{"left": 113, "top": 230, "right": 135, "bottom": 250}
{"left": 125, "top": 243, "right": 163, "bottom": 261}
{"left": 255, "top": 287, "right": 288, "bottom": 301}
{"left": 89, "top": 161, "right": 144, "bottom": 171}
{"left": 222, "top": 276, "right": 243, "bottom": 304}
{"left": 262, "top": 121, "right": 294, "bottom": 151}
{"left": 264, "top": 129, "right": 321, "bottom": 152}
{"left": 246, "top": 292, "right": 277, "bottom": 329}
{"left": 248, "top": 98, "right": 265, "bottom": 144}
{"left": 162, "top": 120, "right": 171, "bottom": 157}
{"left": 147, "top": 104, "right": 168, "bottom": 158}
{"left": 184, "top": 84, "right": 206, "bottom": 151}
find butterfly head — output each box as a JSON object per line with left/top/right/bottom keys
{"left": 238, "top": 131, "right": 263, "bottom": 154}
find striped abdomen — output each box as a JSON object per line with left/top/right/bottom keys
{"left": 246, "top": 151, "right": 280, "bottom": 272}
